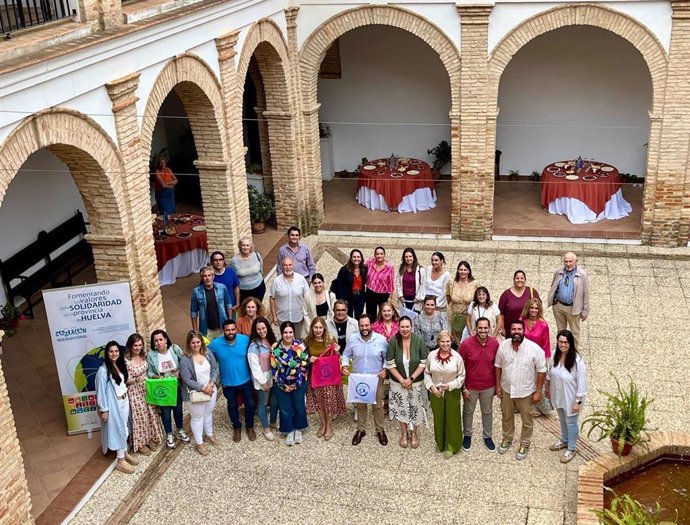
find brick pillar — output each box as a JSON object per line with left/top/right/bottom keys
{"left": 286, "top": 6, "right": 321, "bottom": 233}
{"left": 76, "top": 0, "right": 121, "bottom": 30}
{"left": 651, "top": 0, "right": 690, "bottom": 245}
{"left": 0, "top": 342, "right": 33, "bottom": 525}
{"left": 105, "top": 73, "right": 166, "bottom": 334}
{"left": 216, "top": 30, "right": 252, "bottom": 244}
{"left": 457, "top": 5, "right": 494, "bottom": 240}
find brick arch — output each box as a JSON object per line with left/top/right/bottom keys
{"left": 299, "top": 5, "right": 460, "bottom": 113}
{"left": 141, "top": 53, "right": 237, "bottom": 252}
{"left": 0, "top": 109, "right": 128, "bottom": 235}
{"left": 486, "top": 4, "right": 668, "bottom": 237}
{"left": 299, "top": 5, "right": 461, "bottom": 231}
{"left": 237, "top": 19, "right": 301, "bottom": 228}
{"left": 488, "top": 4, "right": 667, "bottom": 114}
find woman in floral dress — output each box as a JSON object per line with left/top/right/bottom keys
{"left": 125, "top": 333, "right": 161, "bottom": 455}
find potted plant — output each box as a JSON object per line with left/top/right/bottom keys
{"left": 593, "top": 489, "right": 677, "bottom": 524}
{"left": 247, "top": 184, "right": 275, "bottom": 234}
{"left": 427, "top": 140, "right": 451, "bottom": 173}
{"left": 581, "top": 375, "right": 655, "bottom": 458}
{"left": 0, "top": 302, "right": 21, "bottom": 337}
{"left": 246, "top": 163, "right": 263, "bottom": 175}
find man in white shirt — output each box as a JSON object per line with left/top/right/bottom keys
{"left": 269, "top": 257, "right": 309, "bottom": 337}
{"left": 495, "top": 320, "right": 546, "bottom": 460}
{"left": 341, "top": 314, "right": 388, "bottom": 447}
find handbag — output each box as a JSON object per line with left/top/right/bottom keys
{"left": 189, "top": 390, "right": 212, "bottom": 403}
{"left": 145, "top": 377, "right": 178, "bottom": 406}
{"left": 310, "top": 343, "right": 343, "bottom": 388}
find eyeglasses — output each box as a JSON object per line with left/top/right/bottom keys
{"left": 564, "top": 276, "right": 570, "bottom": 286}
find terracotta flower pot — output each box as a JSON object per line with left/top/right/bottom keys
{"left": 251, "top": 221, "right": 266, "bottom": 234}
{"left": 610, "top": 437, "right": 633, "bottom": 456}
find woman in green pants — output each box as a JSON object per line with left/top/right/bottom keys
{"left": 424, "top": 330, "right": 466, "bottom": 459}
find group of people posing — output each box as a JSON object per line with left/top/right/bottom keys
{"left": 95, "top": 226, "right": 591, "bottom": 473}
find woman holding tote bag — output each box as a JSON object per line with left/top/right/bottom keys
{"left": 180, "top": 330, "right": 219, "bottom": 456}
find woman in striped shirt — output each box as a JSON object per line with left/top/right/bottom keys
{"left": 365, "top": 246, "right": 394, "bottom": 319}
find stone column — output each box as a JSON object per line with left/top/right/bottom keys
{"left": 651, "top": 0, "right": 690, "bottom": 245}
{"left": 105, "top": 73, "right": 165, "bottom": 335}
{"left": 216, "top": 30, "right": 252, "bottom": 243}
{"left": 457, "top": 5, "right": 494, "bottom": 240}
{"left": 0, "top": 338, "right": 32, "bottom": 525}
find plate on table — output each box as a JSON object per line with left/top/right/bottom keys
{"left": 192, "top": 225, "right": 207, "bottom": 232}
{"left": 554, "top": 162, "right": 566, "bottom": 167}
{"left": 374, "top": 169, "right": 387, "bottom": 176}
{"left": 601, "top": 166, "right": 614, "bottom": 172}
{"left": 598, "top": 173, "right": 609, "bottom": 178}
{"left": 408, "top": 159, "right": 422, "bottom": 165}
{"left": 363, "top": 165, "right": 376, "bottom": 171}
{"left": 583, "top": 175, "right": 597, "bottom": 181}
{"left": 407, "top": 169, "right": 420, "bottom": 176}
{"left": 176, "top": 232, "right": 192, "bottom": 239}
{"left": 546, "top": 167, "right": 560, "bottom": 173}
{"left": 565, "top": 175, "right": 580, "bottom": 181}
{"left": 553, "top": 173, "right": 567, "bottom": 178}
{"left": 390, "top": 173, "right": 404, "bottom": 178}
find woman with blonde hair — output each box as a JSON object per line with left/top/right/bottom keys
{"left": 179, "top": 330, "right": 219, "bottom": 456}
{"left": 235, "top": 296, "right": 264, "bottom": 336}
{"left": 229, "top": 237, "right": 266, "bottom": 302}
{"left": 372, "top": 301, "right": 400, "bottom": 342}
{"left": 124, "top": 333, "right": 161, "bottom": 456}
{"left": 521, "top": 298, "right": 552, "bottom": 417}
{"left": 305, "top": 317, "right": 346, "bottom": 440}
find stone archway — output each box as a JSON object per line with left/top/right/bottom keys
{"left": 299, "top": 5, "right": 461, "bottom": 232}
{"left": 141, "top": 54, "right": 240, "bottom": 252}
{"left": 237, "top": 19, "right": 303, "bottom": 229}
{"left": 486, "top": 4, "right": 668, "bottom": 240}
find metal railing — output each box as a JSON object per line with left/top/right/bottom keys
{"left": 1, "top": 0, "right": 73, "bottom": 37}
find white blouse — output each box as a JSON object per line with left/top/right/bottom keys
{"left": 194, "top": 358, "right": 211, "bottom": 386}
{"left": 111, "top": 372, "right": 128, "bottom": 398}
{"left": 548, "top": 354, "right": 587, "bottom": 417}
{"left": 421, "top": 267, "right": 450, "bottom": 309}
{"left": 424, "top": 350, "right": 466, "bottom": 393}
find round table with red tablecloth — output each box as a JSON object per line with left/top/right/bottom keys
{"left": 154, "top": 214, "right": 209, "bottom": 285}
{"left": 357, "top": 158, "right": 436, "bottom": 213}
{"left": 540, "top": 160, "right": 632, "bottom": 224}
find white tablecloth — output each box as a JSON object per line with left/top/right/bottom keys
{"left": 158, "top": 248, "right": 208, "bottom": 286}
{"left": 547, "top": 189, "right": 632, "bottom": 224}
{"left": 356, "top": 187, "right": 437, "bottom": 213}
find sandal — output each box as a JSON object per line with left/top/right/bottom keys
{"left": 399, "top": 433, "right": 408, "bottom": 448}
{"left": 324, "top": 429, "right": 333, "bottom": 441}
{"left": 411, "top": 431, "right": 419, "bottom": 449}
{"left": 316, "top": 426, "right": 325, "bottom": 438}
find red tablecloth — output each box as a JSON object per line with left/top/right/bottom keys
{"left": 540, "top": 161, "right": 621, "bottom": 215}
{"left": 154, "top": 214, "right": 208, "bottom": 271}
{"left": 357, "top": 158, "right": 434, "bottom": 209}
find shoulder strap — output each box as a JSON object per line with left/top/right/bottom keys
{"left": 529, "top": 287, "right": 534, "bottom": 299}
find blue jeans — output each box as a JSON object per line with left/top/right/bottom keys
{"left": 160, "top": 385, "right": 184, "bottom": 435}
{"left": 223, "top": 380, "right": 256, "bottom": 429}
{"left": 257, "top": 386, "right": 279, "bottom": 428}
{"left": 274, "top": 382, "right": 308, "bottom": 434}
{"left": 557, "top": 408, "right": 579, "bottom": 451}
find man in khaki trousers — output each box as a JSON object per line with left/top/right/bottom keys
{"left": 547, "top": 251, "right": 590, "bottom": 347}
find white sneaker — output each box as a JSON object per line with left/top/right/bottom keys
{"left": 294, "top": 430, "right": 303, "bottom": 444}
{"left": 285, "top": 431, "right": 295, "bottom": 446}
{"left": 561, "top": 450, "right": 576, "bottom": 463}
{"left": 166, "top": 435, "right": 176, "bottom": 449}
{"left": 549, "top": 440, "right": 568, "bottom": 451}
{"left": 176, "top": 429, "right": 190, "bottom": 443}
{"left": 263, "top": 430, "right": 275, "bottom": 441}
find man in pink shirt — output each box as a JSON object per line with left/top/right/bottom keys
{"left": 459, "top": 317, "right": 499, "bottom": 452}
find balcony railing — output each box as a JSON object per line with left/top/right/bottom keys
{"left": 1, "top": 0, "right": 73, "bottom": 36}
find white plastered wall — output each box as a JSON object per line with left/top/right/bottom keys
{"left": 317, "top": 26, "right": 451, "bottom": 173}
{"left": 496, "top": 25, "right": 652, "bottom": 177}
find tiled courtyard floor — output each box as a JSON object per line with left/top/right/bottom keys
{"left": 70, "top": 236, "right": 690, "bottom": 525}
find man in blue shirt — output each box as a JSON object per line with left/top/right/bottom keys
{"left": 210, "top": 251, "right": 240, "bottom": 316}
{"left": 341, "top": 314, "right": 388, "bottom": 447}
{"left": 209, "top": 319, "right": 256, "bottom": 442}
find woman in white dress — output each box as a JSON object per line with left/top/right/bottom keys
{"left": 420, "top": 252, "right": 450, "bottom": 312}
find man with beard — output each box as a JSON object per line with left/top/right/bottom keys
{"left": 326, "top": 300, "right": 358, "bottom": 353}
{"left": 341, "top": 314, "right": 388, "bottom": 446}
{"left": 209, "top": 319, "right": 256, "bottom": 442}
{"left": 495, "top": 320, "right": 546, "bottom": 460}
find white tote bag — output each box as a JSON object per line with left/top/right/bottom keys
{"left": 347, "top": 373, "right": 379, "bottom": 404}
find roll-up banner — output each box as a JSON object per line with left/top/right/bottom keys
{"left": 43, "top": 281, "right": 136, "bottom": 435}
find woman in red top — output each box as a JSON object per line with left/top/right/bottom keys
{"left": 498, "top": 270, "right": 540, "bottom": 337}
{"left": 521, "top": 297, "right": 552, "bottom": 417}
{"left": 372, "top": 302, "right": 399, "bottom": 342}
{"left": 365, "top": 246, "right": 394, "bottom": 319}
{"left": 154, "top": 158, "right": 177, "bottom": 215}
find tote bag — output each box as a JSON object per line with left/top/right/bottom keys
{"left": 310, "top": 344, "right": 342, "bottom": 388}
{"left": 145, "top": 377, "right": 178, "bottom": 406}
